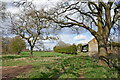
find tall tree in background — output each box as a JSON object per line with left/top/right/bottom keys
{"left": 10, "top": 2, "right": 57, "bottom": 57}
{"left": 41, "top": 0, "right": 120, "bottom": 57}
{"left": 2, "top": 37, "right": 11, "bottom": 54}
{"left": 0, "top": 1, "right": 6, "bottom": 21}
{"left": 10, "top": 36, "right": 26, "bottom": 55}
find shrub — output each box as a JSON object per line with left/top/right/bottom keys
{"left": 77, "top": 44, "right": 82, "bottom": 52}
{"left": 10, "top": 36, "right": 26, "bottom": 55}
{"left": 53, "top": 44, "right": 77, "bottom": 55}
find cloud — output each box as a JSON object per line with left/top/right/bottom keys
{"left": 78, "top": 40, "right": 89, "bottom": 44}
{"left": 74, "top": 35, "right": 86, "bottom": 40}
{"left": 6, "top": 7, "right": 20, "bottom": 14}
{"left": 42, "top": 40, "right": 51, "bottom": 43}
{"left": 58, "top": 34, "right": 72, "bottom": 43}
{"left": 43, "top": 42, "right": 56, "bottom": 50}
{"left": 78, "top": 36, "right": 94, "bottom": 44}
{"left": 4, "top": 0, "right": 62, "bottom": 14}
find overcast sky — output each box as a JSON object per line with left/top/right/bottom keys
{"left": 1, "top": 0, "right": 119, "bottom": 50}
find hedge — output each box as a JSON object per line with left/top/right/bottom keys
{"left": 53, "top": 44, "right": 77, "bottom": 54}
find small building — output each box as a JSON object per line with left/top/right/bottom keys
{"left": 88, "top": 38, "right": 98, "bottom": 52}
{"left": 88, "top": 38, "right": 120, "bottom": 55}
{"left": 81, "top": 44, "right": 88, "bottom": 52}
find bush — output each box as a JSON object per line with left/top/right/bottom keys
{"left": 77, "top": 44, "right": 82, "bottom": 52}
{"left": 53, "top": 44, "right": 77, "bottom": 55}
{"left": 10, "top": 36, "right": 26, "bottom": 55}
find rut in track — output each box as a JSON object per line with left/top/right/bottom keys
{"left": 79, "top": 54, "right": 86, "bottom": 78}
{"left": 2, "top": 65, "right": 32, "bottom": 79}
{"left": 52, "top": 54, "right": 85, "bottom": 79}
{"left": 52, "top": 55, "right": 80, "bottom": 79}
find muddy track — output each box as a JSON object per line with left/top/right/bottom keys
{"left": 52, "top": 55, "right": 81, "bottom": 79}
{"left": 79, "top": 54, "right": 86, "bottom": 78}
{"left": 2, "top": 65, "right": 32, "bottom": 79}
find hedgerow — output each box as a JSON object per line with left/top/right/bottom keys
{"left": 53, "top": 44, "right": 77, "bottom": 54}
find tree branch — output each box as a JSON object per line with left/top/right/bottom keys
{"left": 58, "top": 2, "right": 79, "bottom": 15}
{"left": 73, "top": 7, "right": 98, "bottom": 26}
{"left": 65, "top": 16, "right": 97, "bottom": 36}
{"left": 112, "top": 5, "right": 120, "bottom": 27}
{"left": 88, "top": 2, "right": 99, "bottom": 14}
{"left": 107, "top": 0, "right": 114, "bottom": 8}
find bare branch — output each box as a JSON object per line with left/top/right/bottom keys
{"left": 112, "top": 5, "right": 120, "bottom": 27}
{"left": 73, "top": 7, "right": 98, "bottom": 26}
{"left": 65, "top": 16, "right": 97, "bottom": 36}
{"left": 88, "top": 2, "right": 99, "bottom": 14}
{"left": 107, "top": 0, "right": 115, "bottom": 8}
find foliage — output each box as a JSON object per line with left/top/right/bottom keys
{"left": 10, "top": 36, "right": 26, "bottom": 55}
{"left": 53, "top": 43, "right": 77, "bottom": 54}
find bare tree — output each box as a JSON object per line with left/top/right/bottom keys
{"left": 2, "top": 37, "right": 11, "bottom": 54}
{"left": 0, "top": 1, "right": 6, "bottom": 21}
{"left": 40, "top": 0, "right": 120, "bottom": 57}
{"left": 9, "top": 8, "right": 57, "bottom": 57}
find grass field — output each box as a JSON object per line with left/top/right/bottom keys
{"left": 2, "top": 52, "right": 119, "bottom": 78}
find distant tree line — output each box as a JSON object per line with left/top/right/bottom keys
{"left": 2, "top": 36, "right": 26, "bottom": 55}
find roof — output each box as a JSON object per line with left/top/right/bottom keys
{"left": 88, "top": 38, "right": 96, "bottom": 44}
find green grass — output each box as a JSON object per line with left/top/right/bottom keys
{"left": 2, "top": 52, "right": 119, "bottom": 78}
{"left": 83, "top": 55, "right": 118, "bottom": 78}
{"left": 22, "top": 51, "right": 77, "bottom": 57}
{"left": 3, "top": 51, "right": 76, "bottom": 66}
{"left": 3, "top": 52, "right": 75, "bottom": 60}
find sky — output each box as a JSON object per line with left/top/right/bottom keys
{"left": 1, "top": 0, "right": 119, "bottom": 50}
{"left": 32, "top": 27, "right": 94, "bottom": 50}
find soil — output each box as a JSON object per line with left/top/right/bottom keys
{"left": 2, "top": 65, "right": 32, "bottom": 80}
{"left": 79, "top": 54, "right": 86, "bottom": 78}
{"left": 52, "top": 54, "right": 83, "bottom": 79}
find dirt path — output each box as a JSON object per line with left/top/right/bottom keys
{"left": 79, "top": 54, "right": 86, "bottom": 78}
{"left": 2, "top": 65, "right": 32, "bottom": 79}
{"left": 52, "top": 54, "right": 82, "bottom": 79}
{"left": 52, "top": 54, "right": 84, "bottom": 80}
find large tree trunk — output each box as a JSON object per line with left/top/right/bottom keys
{"left": 30, "top": 46, "right": 33, "bottom": 57}
{"left": 98, "top": 40, "right": 108, "bottom": 57}
{"left": 96, "top": 37, "right": 109, "bottom": 66}
{"left": 97, "top": 2, "right": 110, "bottom": 66}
